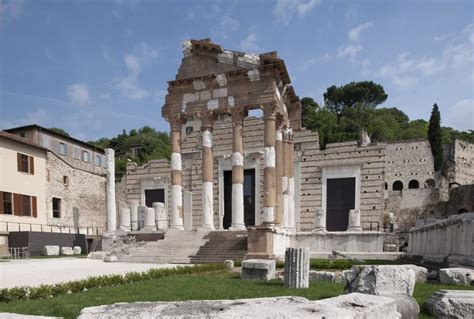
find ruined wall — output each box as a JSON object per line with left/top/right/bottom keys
{"left": 385, "top": 140, "right": 435, "bottom": 191}
{"left": 46, "top": 152, "right": 107, "bottom": 233}
{"left": 445, "top": 139, "right": 474, "bottom": 185}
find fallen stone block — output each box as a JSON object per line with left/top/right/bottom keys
{"left": 439, "top": 267, "right": 474, "bottom": 286}
{"left": 87, "top": 251, "right": 105, "bottom": 260}
{"left": 309, "top": 270, "right": 344, "bottom": 283}
{"left": 223, "top": 260, "right": 234, "bottom": 270}
{"left": 385, "top": 294, "right": 420, "bottom": 319}
{"left": 103, "top": 255, "right": 118, "bottom": 262}
{"left": 43, "top": 245, "right": 59, "bottom": 256}
{"left": 284, "top": 247, "right": 309, "bottom": 288}
{"left": 427, "top": 270, "right": 438, "bottom": 280}
{"left": 344, "top": 265, "right": 416, "bottom": 296}
{"left": 426, "top": 289, "right": 474, "bottom": 318}
{"left": 405, "top": 265, "right": 428, "bottom": 283}
{"left": 78, "top": 294, "right": 402, "bottom": 319}
{"left": 73, "top": 246, "right": 82, "bottom": 255}
{"left": 383, "top": 244, "right": 398, "bottom": 252}
{"left": 60, "top": 247, "right": 74, "bottom": 256}
{"left": 241, "top": 259, "right": 275, "bottom": 281}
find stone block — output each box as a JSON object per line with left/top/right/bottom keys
{"left": 385, "top": 294, "right": 420, "bottom": 319}
{"left": 439, "top": 267, "right": 474, "bottom": 286}
{"left": 344, "top": 265, "right": 416, "bottom": 296}
{"left": 224, "top": 260, "right": 234, "bottom": 270}
{"left": 87, "top": 251, "right": 105, "bottom": 260}
{"left": 73, "top": 246, "right": 82, "bottom": 255}
{"left": 309, "top": 270, "right": 344, "bottom": 283}
{"left": 43, "top": 245, "right": 59, "bottom": 256}
{"left": 103, "top": 255, "right": 118, "bottom": 262}
{"left": 405, "top": 265, "right": 428, "bottom": 283}
{"left": 383, "top": 244, "right": 398, "bottom": 252}
{"left": 60, "top": 247, "right": 74, "bottom": 256}
{"left": 426, "top": 290, "right": 474, "bottom": 318}
{"left": 241, "top": 259, "right": 275, "bottom": 281}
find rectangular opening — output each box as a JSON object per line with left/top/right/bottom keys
{"left": 53, "top": 197, "right": 61, "bottom": 218}
{"left": 223, "top": 169, "right": 255, "bottom": 229}
{"left": 145, "top": 189, "right": 165, "bottom": 208}
{"left": 59, "top": 142, "right": 67, "bottom": 156}
{"left": 18, "top": 153, "right": 29, "bottom": 173}
{"left": 3, "top": 192, "right": 12, "bottom": 215}
{"left": 21, "top": 195, "right": 32, "bottom": 217}
{"left": 326, "top": 177, "right": 355, "bottom": 231}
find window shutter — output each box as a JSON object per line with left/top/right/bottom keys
{"left": 29, "top": 156, "right": 35, "bottom": 175}
{"left": 13, "top": 193, "right": 22, "bottom": 216}
{"left": 32, "top": 196, "right": 37, "bottom": 218}
{"left": 17, "top": 153, "right": 21, "bottom": 172}
{"left": 0, "top": 191, "right": 3, "bottom": 214}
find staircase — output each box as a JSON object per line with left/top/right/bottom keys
{"left": 190, "top": 231, "right": 248, "bottom": 264}
{"left": 118, "top": 230, "right": 248, "bottom": 264}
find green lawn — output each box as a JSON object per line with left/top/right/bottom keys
{"left": 0, "top": 271, "right": 471, "bottom": 319}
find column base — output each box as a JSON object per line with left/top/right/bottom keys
{"left": 313, "top": 227, "right": 327, "bottom": 234}
{"left": 141, "top": 226, "right": 157, "bottom": 232}
{"left": 347, "top": 226, "right": 363, "bottom": 232}
{"left": 118, "top": 226, "right": 131, "bottom": 232}
{"left": 169, "top": 225, "right": 184, "bottom": 230}
{"left": 197, "top": 225, "right": 215, "bottom": 232}
{"left": 229, "top": 224, "right": 246, "bottom": 231}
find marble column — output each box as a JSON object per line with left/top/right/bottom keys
{"left": 262, "top": 105, "right": 277, "bottom": 224}
{"left": 282, "top": 130, "right": 290, "bottom": 228}
{"left": 347, "top": 209, "right": 362, "bottom": 231}
{"left": 119, "top": 207, "right": 131, "bottom": 231}
{"left": 105, "top": 148, "right": 117, "bottom": 232}
{"left": 275, "top": 127, "right": 284, "bottom": 226}
{"left": 314, "top": 208, "right": 326, "bottom": 233}
{"left": 153, "top": 202, "right": 168, "bottom": 231}
{"left": 170, "top": 121, "right": 184, "bottom": 230}
{"left": 230, "top": 110, "right": 246, "bottom": 230}
{"left": 287, "top": 129, "right": 295, "bottom": 230}
{"left": 142, "top": 207, "right": 157, "bottom": 232}
{"left": 284, "top": 247, "right": 310, "bottom": 289}
{"left": 129, "top": 200, "right": 139, "bottom": 231}
{"left": 200, "top": 113, "right": 215, "bottom": 230}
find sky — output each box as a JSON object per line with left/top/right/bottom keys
{"left": 1, "top": 0, "right": 473, "bottom": 141}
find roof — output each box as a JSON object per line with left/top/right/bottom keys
{"left": 0, "top": 131, "right": 48, "bottom": 152}
{"left": 4, "top": 124, "right": 105, "bottom": 154}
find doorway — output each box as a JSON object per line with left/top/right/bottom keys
{"left": 326, "top": 177, "right": 355, "bottom": 231}
{"left": 144, "top": 188, "right": 165, "bottom": 207}
{"left": 223, "top": 169, "right": 256, "bottom": 229}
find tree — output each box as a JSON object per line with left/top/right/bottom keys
{"left": 323, "top": 81, "right": 388, "bottom": 123}
{"left": 49, "top": 127, "right": 70, "bottom": 137}
{"left": 428, "top": 103, "right": 443, "bottom": 171}
{"left": 300, "top": 97, "right": 321, "bottom": 129}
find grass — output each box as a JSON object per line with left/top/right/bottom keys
{"left": 0, "top": 270, "right": 471, "bottom": 319}
{"left": 234, "top": 258, "right": 407, "bottom": 269}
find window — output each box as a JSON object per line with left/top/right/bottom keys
{"left": 1, "top": 192, "right": 12, "bottom": 215}
{"left": 425, "top": 179, "right": 435, "bottom": 188}
{"left": 41, "top": 135, "right": 50, "bottom": 149}
{"left": 17, "top": 153, "right": 34, "bottom": 174}
{"left": 393, "top": 180, "right": 403, "bottom": 191}
{"left": 408, "top": 180, "right": 419, "bottom": 189}
{"left": 95, "top": 154, "right": 102, "bottom": 166}
{"left": 20, "top": 132, "right": 26, "bottom": 138}
{"left": 52, "top": 198, "right": 61, "bottom": 218}
{"left": 63, "top": 176, "right": 68, "bottom": 186}
{"left": 74, "top": 147, "right": 80, "bottom": 159}
{"left": 186, "top": 126, "right": 193, "bottom": 135}
{"left": 21, "top": 195, "right": 31, "bottom": 217}
{"left": 82, "top": 151, "right": 90, "bottom": 162}
{"left": 59, "top": 142, "right": 67, "bottom": 156}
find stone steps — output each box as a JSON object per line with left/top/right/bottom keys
{"left": 190, "top": 231, "right": 248, "bottom": 264}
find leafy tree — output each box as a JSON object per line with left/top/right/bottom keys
{"left": 323, "top": 81, "right": 388, "bottom": 123}
{"left": 428, "top": 103, "right": 443, "bottom": 171}
{"left": 49, "top": 127, "right": 70, "bottom": 137}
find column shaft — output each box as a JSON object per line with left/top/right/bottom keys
{"left": 287, "top": 130, "right": 295, "bottom": 229}
{"left": 282, "top": 132, "right": 290, "bottom": 227}
{"left": 263, "top": 106, "right": 277, "bottom": 224}
{"left": 105, "top": 148, "right": 117, "bottom": 232}
{"left": 275, "top": 130, "right": 283, "bottom": 225}
{"left": 201, "top": 124, "right": 215, "bottom": 230}
{"left": 170, "top": 127, "right": 184, "bottom": 230}
{"left": 230, "top": 115, "right": 245, "bottom": 230}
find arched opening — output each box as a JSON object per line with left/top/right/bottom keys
{"left": 384, "top": 182, "right": 388, "bottom": 190}
{"left": 458, "top": 208, "right": 468, "bottom": 214}
{"left": 392, "top": 181, "right": 403, "bottom": 191}
{"left": 408, "top": 180, "right": 419, "bottom": 189}
{"left": 425, "top": 178, "right": 435, "bottom": 188}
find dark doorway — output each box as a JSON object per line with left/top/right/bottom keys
{"left": 326, "top": 177, "right": 355, "bottom": 231}
{"left": 145, "top": 189, "right": 165, "bottom": 207}
{"left": 223, "top": 169, "right": 256, "bottom": 229}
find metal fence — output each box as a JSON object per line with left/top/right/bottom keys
{"left": 8, "top": 247, "right": 30, "bottom": 259}
{"left": 0, "top": 221, "right": 102, "bottom": 236}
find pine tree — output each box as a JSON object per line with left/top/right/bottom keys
{"left": 428, "top": 103, "right": 443, "bottom": 171}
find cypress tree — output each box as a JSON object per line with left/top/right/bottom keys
{"left": 428, "top": 103, "right": 443, "bottom": 171}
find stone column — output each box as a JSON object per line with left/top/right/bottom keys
{"left": 314, "top": 208, "right": 326, "bottom": 233}
{"left": 200, "top": 112, "right": 215, "bottom": 230}
{"left": 105, "top": 148, "right": 117, "bottom": 232}
{"left": 119, "top": 207, "right": 131, "bottom": 231}
{"left": 130, "top": 200, "right": 139, "bottom": 231}
{"left": 230, "top": 110, "right": 246, "bottom": 230}
{"left": 170, "top": 121, "right": 184, "bottom": 230}
{"left": 347, "top": 209, "right": 362, "bottom": 231}
{"left": 287, "top": 130, "right": 295, "bottom": 230}
{"left": 153, "top": 202, "right": 168, "bottom": 231}
{"left": 284, "top": 247, "right": 310, "bottom": 289}
{"left": 282, "top": 130, "right": 290, "bottom": 228}
{"left": 142, "top": 207, "right": 157, "bottom": 232}
{"left": 262, "top": 105, "right": 277, "bottom": 225}
{"left": 274, "top": 123, "right": 284, "bottom": 226}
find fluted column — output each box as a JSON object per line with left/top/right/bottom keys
{"left": 170, "top": 121, "right": 184, "bottom": 230}
{"left": 287, "top": 129, "right": 295, "bottom": 230}
{"left": 274, "top": 124, "right": 284, "bottom": 226}
{"left": 230, "top": 110, "right": 246, "bottom": 230}
{"left": 200, "top": 112, "right": 215, "bottom": 230}
{"left": 262, "top": 105, "right": 277, "bottom": 225}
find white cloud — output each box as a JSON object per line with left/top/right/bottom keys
{"left": 444, "top": 99, "right": 474, "bottom": 131}
{"left": 67, "top": 83, "right": 91, "bottom": 105}
{"left": 337, "top": 44, "right": 362, "bottom": 60}
{"left": 348, "top": 21, "right": 373, "bottom": 42}
{"left": 273, "top": 0, "right": 321, "bottom": 24}
{"left": 240, "top": 32, "right": 258, "bottom": 52}
{"left": 125, "top": 54, "right": 141, "bottom": 74}
{"left": 140, "top": 42, "right": 158, "bottom": 62}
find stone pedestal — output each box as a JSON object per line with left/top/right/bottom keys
{"left": 130, "top": 200, "right": 139, "bottom": 231}
{"left": 153, "top": 202, "right": 168, "bottom": 231}
{"left": 347, "top": 209, "right": 362, "bottom": 232}
{"left": 246, "top": 227, "right": 276, "bottom": 260}
{"left": 142, "top": 207, "right": 157, "bottom": 232}
{"left": 119, "top": 207, "right": 131, "bottom": 231}
{"left": 314, "top": 208, "right": 326, "bottom": 233}
{"left": 241, "top": 259, "right": 276, "bottom": 281}
{"left": 284, "top": 247, "right": 310, "bottom": 289}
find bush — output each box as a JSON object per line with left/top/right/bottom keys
{"left": 0, "top": 264, "right": 225, "bottom": 303}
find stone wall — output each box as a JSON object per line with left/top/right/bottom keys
{"left": 444, "top": 139, "right": 474, "bottom": 186}
{"left": 46, "top": 152, "right": 107, "bottom": 233}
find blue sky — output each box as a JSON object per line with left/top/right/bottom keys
{"left": 1, "top": 0, "right": 473, "bottom": 141}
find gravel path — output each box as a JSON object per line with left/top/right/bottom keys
{"left": 0, "top": 258, "right": 187, "bottom": 288}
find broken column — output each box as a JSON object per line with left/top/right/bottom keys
{"left": 105, "top": 148, "right": 117, "bottom": 232}
{"left": 170, "top": 119, "right": 184, "bottom": 230}
{"left": 153, "top": 202, "right": 168, "bottom": 231}
{"left": 314, "top": 208, "right": 326, "bottom": 233}
{"left": 129, "top": 200, "right": 139, "bottom": 231}
{"left": 230, "top": 110, "right": 246, "bottom": 230}
{"left": 287, "top": 129, "right": 295, "bottom": 230}
{"left": 282, "top": 130, "right": 290, "bottom": 227}
{"left": 274, "top": 125, "right": 284, "bottom": 226}
{"left": 262, "top": 104, "right": 277, "bottom": 225}
{"left": 119, "top": 207, "right": 131, "bottom": 231}
{"left": 200, "top": 112, "right": 215, "bottom": 230}
{"left": 284, "top": 247, "right": 310, "bottom": 288}
{"left": 142, "top": 207, "right": 157, "bottom": 232}
{"left": 347, "top": 209, "right": 362, "bottom": 231}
